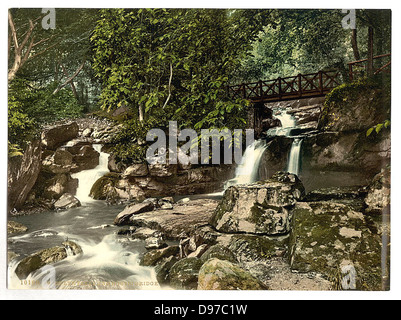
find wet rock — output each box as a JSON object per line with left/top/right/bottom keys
{"left": 288, "top": 201, "right": 384, "bottom": 290}
{"left": 187, "top": 244, "right": 209, "bottom": 258}
{"left": 145, "top": 236, "right": 168, "bottom": 250}
{"left": 8, "top": 251, "right": 19, "bottom": 263}
{"left": 70, "top": 145, "right": 100, "bottom": 173}
{"left": 169, "top": 257, "right": 204, "bottom": 290}
{"left": 90, "top": 173, "right": 120, "bottom": 200}
{"left": 200, "top": 245, "right": 238, "bottom": 264}
{"left": 155, "top": 256, "right": 179, "bottom": 285}
{"left": 210, "top": 172, "right": 305, "bottom": 235}
{"left": 41, "top": 122, "right": 79, "bottom": 150}
{"left": 15, "top": 246, "right": 67, "bottom": 280}
{"left": 62, "top": 241, "right": 83, "bottom": 255}
{"left": 114, "top": 202, "right": 155, "bottom": 226}
{"left": 41, "top": 149, "right": 73, "bottom": 174}
{"left": 123, "top": 164, "right": 149, "bottom": 177}
{"left": 54, "top": 193, "right": 81, "bottom": 210}
{"left": 141, "top": 246, "right": 180, "bottom": 266}
{"left": 7, "top": 221, "right": 28, "bottom": 235}
{"left": 197, "top": 258, "right": 267, "bottom": 290}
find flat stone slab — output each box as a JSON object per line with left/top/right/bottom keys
{"left": 129, "top": 199, "right": 219, "bottom": 240}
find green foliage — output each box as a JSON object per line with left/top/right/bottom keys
{"left": 109, "top": 117, "right": 166, "bottom": 163}
{"left": 8, "top": 91, "right": 36, "bottom": 153}
{"left": 367, "top": 120, "right": 390, "bottom": 137}
{"left": 238, "top": 9, "right": 391, "bottom": 82}
{"left": 9, "top": 79, "right": 84, "bottom": 124}
{"left": 8, "top": 79, "right": 84, "bottom": 154}
{"left": 91, "top": 9, "right": 265, "bottom": 132}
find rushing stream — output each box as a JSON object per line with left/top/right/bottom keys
{"left": 8, "top": 145, "right": 161, "bottom": 290}
{"left": 8, "top": 107, "right": 304, "bottom": 290}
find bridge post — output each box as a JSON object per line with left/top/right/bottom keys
{"left": 278, "top": 77, "right": 282, "bottom": 99}
{"left": 319, "top": 71, "right": 324, "bottom": 94}
{"left": 298, "top": 74, "right": 302, "bottom": 97}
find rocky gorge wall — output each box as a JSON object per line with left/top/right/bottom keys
{"left": 7, "top": 117, "right": 235, "bottom": 215}
{"left": 257, "top": 83, "right": 390, "bottom": 192}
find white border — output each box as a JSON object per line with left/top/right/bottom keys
{"left": 1, "top": 0, "right": 400, "bottom": 300}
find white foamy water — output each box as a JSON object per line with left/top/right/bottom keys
{"left": 71, "top": 144, "right": 110, "bottom": 203}
{"left": 287, "top": 138, "right": 303, "bottom": 176}
{"left": 225, "top": 140, "right": 267, "bottom": 188}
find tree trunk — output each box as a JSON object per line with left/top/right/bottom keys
{"left": 139, "top": 104, "right": 144, "bottom": 122}
{"left": 351, "top": 29, "right": 361, "bottom": 61}
{"left": 367, "top": 26, "right": 374, "bottom": 76}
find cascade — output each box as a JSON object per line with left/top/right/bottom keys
{"left": 287, "top": 138, "right": 303, "bottom": 176}
{"left": 71, "top": 144, "right": 110, "bottom": 203}
{"left": 224, "top": 140, "right": 267, "bottom": 188}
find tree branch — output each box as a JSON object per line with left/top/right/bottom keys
{"left": 53, "top": 61, "right": 86, "bottom": 95}
{"left": 162, "top": 63, "right": 173, "bottom": 109}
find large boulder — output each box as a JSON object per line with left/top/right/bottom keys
{"left": 288, "top": 200, "right": 386, "bottom": 290}
{"left": 169, "top": 257, "right": 204, "bottom": 290}
{"left": 41, "top": 149, "right": 73, "bottom": 174}
{"left": 114, "top": 202, "right": 155, "bottom": 226}
{"left": 197, "top": 258, "right": 267, "bottom": 290}
{"left": 54, "top": 193, "right": 81, "bottom": 210}
{"left": 15, "top": 241, "right": 82, "bottom": 280}
{"left": 209, "top": 172, "right": 305, "bottom": 235}
{"left": 70, "top": 145, "right": 100, "bottom": 173}
{"left": 41, "top": 122, "right": 79, "bottom": 150}
{"left": 8, "top": 140, "right": 42, "bottom": 212}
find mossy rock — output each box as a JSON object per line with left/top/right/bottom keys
{"left": 15, "top": 247, "right": 67, "bottom": 280}
{"left": 210, "top": 172, "right": 305, "bottom": 235}
{"left": 289, "top": 201, "right": 384, "bottom": 290}
{"left": 89, "top": 172, "right": 120, "bottom": 200}
{"left": 140, "top": 246, "right": 179, "bottom": 267}
{"left": 7, "top": 221, "right": 28, "bottom": 235}
{"left": 197, "top": 258, "right": 267, "bottom": 290}
{"left": 229, "top": 234, "right": 288, "bottom": 263}
{"left": 169, "top": 257, "right": 204, "bottom": 290}
{"left": 200, "top": 245, "right": 238, "bottom": 264}
{"left": 154, "top": 256, "right": 179, "bottom": 285}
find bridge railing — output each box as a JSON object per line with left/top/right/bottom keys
{"left": 348, "top": 53, "right": 391, "bottom": 81}
{"left": 228, "top": 70, "right": 342, "bottom": 103}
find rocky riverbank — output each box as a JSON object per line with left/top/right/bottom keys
{"left": 86, "top": 170, "right": 388, "bottom": 291}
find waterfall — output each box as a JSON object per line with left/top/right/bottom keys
{"left": 225, "top": 140, "right": 267, "bottom": 188}
{"left": 71, "top": 144, "right": 110, "bottom": 203}
{"left": 287, "top": 138, "right": 303, "bottom": 176}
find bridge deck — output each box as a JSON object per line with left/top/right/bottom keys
{"left": 228, "top": 70, "right": 342, "bottom": 103}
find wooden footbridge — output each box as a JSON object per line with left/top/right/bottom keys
{"left": 228, "top": 54, "right": 391, "bottom": 104}
{"left": 228, "top": 70, "right": 341, "bottom": 103}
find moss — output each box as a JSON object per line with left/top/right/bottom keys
{"left": 198, "top": 259, "right": 266, "bottom": 290}
{"left": 229, "top": 234, "right": 288, "bottom": 262}
{"left": 89, "top": 172, "right": 120, "bottom": 200}
{"left": 319, "top": 75, "right": 390, "bottom": 132}
{"left": 289, "top": 201, "right": 385, "bottom": 290}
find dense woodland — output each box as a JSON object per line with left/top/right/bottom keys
{"left": 8, "top": 9, "right": 391, "bottom": 161}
